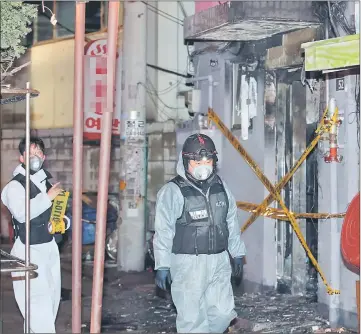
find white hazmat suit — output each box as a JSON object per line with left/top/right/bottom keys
{"left": 1, "top": 164, "right": 61, "bottom": 333}
{"left": 153, "top": 153, "right": 246, "bottom": 333}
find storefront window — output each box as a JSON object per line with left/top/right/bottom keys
{"left": 55, "top": 1, "right": 75, "bottom": 38}
{"left": 24, "top": 0, "right": 108, "bottom": 46}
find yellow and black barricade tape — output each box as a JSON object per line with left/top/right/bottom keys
{"left": 49, "top": 191, "right": 70, "bottom": 235}
{"left": 208, "top": 107, "right": 340, "bottom": 295}
{"left": 241, "top": 106, "right": 336, "bottom": 232}
{"left": 236, "top": 200, "right": 345, "bottom": 221}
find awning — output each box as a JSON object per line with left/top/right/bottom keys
{"left": 301, "top": 34, "right": 359, "bottom": 72}
{"left": 184, "top": 2, "right": 320, "bottom": 43}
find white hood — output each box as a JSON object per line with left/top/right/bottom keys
{"left": 176, "top": 151, "right": 187, "bottom": 179}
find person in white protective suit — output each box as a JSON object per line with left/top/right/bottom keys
{"left": 153, "top": 133, "right": 246, "bottom": 333}
{"left": 1, "top": 137, "right": 63, "bottom": 333}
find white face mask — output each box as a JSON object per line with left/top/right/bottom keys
{"left": 191, "top": 165, "right": 213, "bottom": 181}
{"left": 29, "top": 156, "right": 44, "bottom": 172}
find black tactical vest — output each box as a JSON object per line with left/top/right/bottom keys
{"left": 11, "top": 173, "right": 53, "bottom": 245}
{"left": 170, "top": 175, "right": 229, "bottom": 255}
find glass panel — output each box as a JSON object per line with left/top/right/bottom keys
{"left": 36, "top": 1, "right": 54, "bottom": 42}
{"left": 56, "top": 1, "right": 75, "bottom": 38}
{"left": 102, "top": 1, "right": 109, "bottom": 29}
{"left": 85, "top": 1, "right": 101, "bottom": 33}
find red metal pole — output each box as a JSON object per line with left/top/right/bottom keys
{"left": 90, "top": 2, "right": 119, "bottom": 333}
{"left": 72, "top": 2, "right": 85, "bottom": 333}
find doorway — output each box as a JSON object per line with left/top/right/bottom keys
{"left": 273, "top": 69, "right": 319, "bottom": 299}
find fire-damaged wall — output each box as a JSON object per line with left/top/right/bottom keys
{"left": 316, "top": 72, "right": 359, "bottom": 329}
{"left": 314, "top": 2, "right": 359, "bottom": 330}
{"left": 185, "top": 1, "right": 359, "bottom": 330}
{"left": 185, "top": 43, "right": 278, "bottom": 292}
{"left": 189, "top": 56, "right": 359, "bottom": 330}
{"left": 315, "top": 74, "right": 359, "bottom": 329}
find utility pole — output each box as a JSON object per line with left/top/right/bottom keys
{"left": 118, "top": 1, "right": 147, "bottom": 272}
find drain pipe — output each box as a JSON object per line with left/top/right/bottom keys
{"left": 325, "top": 20, "right": 341, "bottom": 326}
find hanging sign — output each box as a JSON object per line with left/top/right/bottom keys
{"left": 83, "top": 39, "right": 121, "bottom": 141}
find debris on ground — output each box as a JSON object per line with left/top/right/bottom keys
{"left": 1, "top": 242, "right": 357, "bottom": 334}
{"left": 79, "top": 272, "right": 355, "bottom": 334}
{"left": 312, "top": 327, "right": 348, "bottom": 333}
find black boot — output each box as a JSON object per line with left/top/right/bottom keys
{"left": 227, "top": 317, "right": 253, "bottom": 332}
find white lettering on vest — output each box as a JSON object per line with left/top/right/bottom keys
{"left": 189, "top": 210, "right": 208, "bottom": 220}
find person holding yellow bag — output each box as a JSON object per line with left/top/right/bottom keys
{"left": 1, "top": 137, "right": 63, "bottom": 333}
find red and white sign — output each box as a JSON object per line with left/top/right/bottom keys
{"left": 83, "top": 39, "right": 121, "bottom": 140}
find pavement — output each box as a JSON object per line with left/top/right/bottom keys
{"left": 0, "top": 241, "right": 356, "bottom": 334}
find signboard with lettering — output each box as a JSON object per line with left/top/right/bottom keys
{"left": 125, "top": 119, "right": 145, "bottom": 142}
{"left": 83, "top": 39, "right": 121, "bottom": 141}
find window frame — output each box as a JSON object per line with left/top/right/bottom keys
{"left": 29, "top": 0, "right": 108, "bottom": 47}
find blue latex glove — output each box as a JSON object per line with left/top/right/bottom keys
{"left": 155, "top": 268, "right": 171, "bottom": 291}
{"left": 233, "top": 257, "right": 244, "bottom": 277}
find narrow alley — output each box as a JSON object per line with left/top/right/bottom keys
{"left": 0, "top": 1, "right": 360, "bottom": 334}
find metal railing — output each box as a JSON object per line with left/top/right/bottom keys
{"left": 1, "top": 83, "right": 35, "bottom": 333}
{"left": 0, "top": 249, "right": 38, "bottom": 274}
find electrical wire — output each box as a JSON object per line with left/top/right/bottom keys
{"left": 142, "top": 1, "right": 183, "bottom": 26}
{"left": 312, "top": 1, "right": 355, "bottom": 38}
{"left": 36, "top": 10, "right": 93, "bottom": 44}
{"left": 146, "top": 73, "right": 183, "bottom": 96}
{"left": 145, "top": 63, "right": 189, "bottom": 96}
{"left": 327, "top": 1, "right": 340, "bottom": 37}
{"left": 143, "top": 60, "right": 191, "bottom": 120}
{"left": 146, "top": 63, "right": 190, "bottom": 79}
{"left": 353, "top": 74, "right": 360, "bottom": 148}
{"left": 146, "top": 2, "right": 183, "bottom": 24}
{"left": 347, "top": 74, "right": 360, "bottom": 148}
{"left": 146, "top": 6, "right": 182, "bottom": 26}
{"left": 144, "top": 80, "right": 181, "bottom": 111}
{"left": 177, "top": 1, "right": 187, "bottom": 18}
{"left": 140, "top": 78, "right": 191, "bottom": 121}
{"left": 329, "top": 1, "right": 355, "bottom": 35}
{"left": 143, "top": 83, "right": 176, "bottom": 120}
